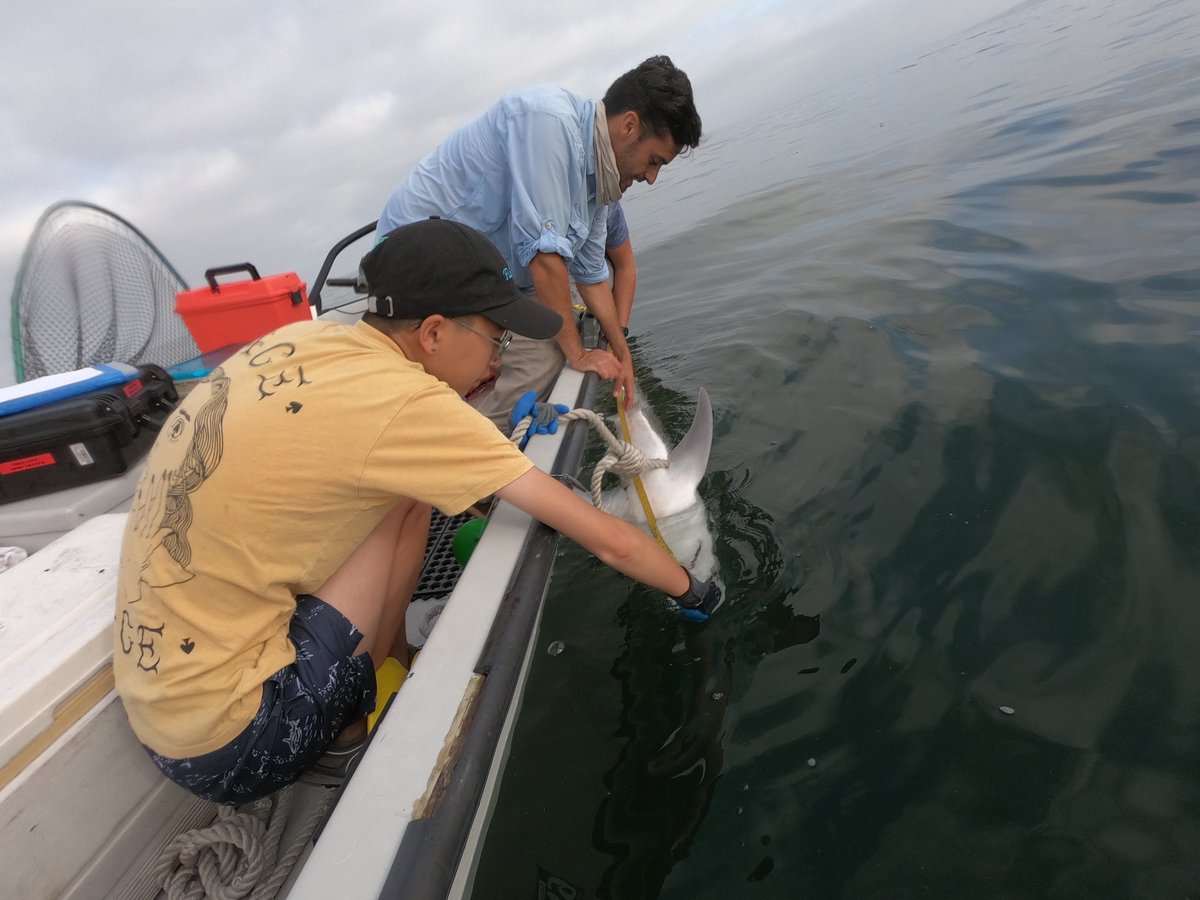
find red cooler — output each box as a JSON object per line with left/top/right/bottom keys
{"left": 175, "top": 263, "right": 313, "bottom": 352}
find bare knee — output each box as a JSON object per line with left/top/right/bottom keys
{"left": 312, "top": 500, "right": 430, "bottom": 655}
{"left": 403, "top": 502, "right": 432, "bottom": 534}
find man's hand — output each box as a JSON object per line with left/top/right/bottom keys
{"left": 569, "top": 347, "right": 622, "bottom": 381}
{"left": 614, "top": 353, "right": 635, "bottom": 410}
{"left": 573, "top": 277, "right": 635, "bottom": 407}
{"left": 568, "top": 348, "right": 635, "bottom": 409}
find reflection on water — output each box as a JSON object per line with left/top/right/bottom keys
{"left": 472, "top": 0, "right": 1200, "bottom": 897}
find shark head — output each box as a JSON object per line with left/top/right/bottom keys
{"left": 603, "top": 388, "right": 717, "bottom": 580}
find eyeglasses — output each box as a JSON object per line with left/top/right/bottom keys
{"left": 454, "top": 319, "right": 512, "bottom": 355}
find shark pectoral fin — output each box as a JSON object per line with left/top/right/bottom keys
{"left": 666, "top": 387, "right": 713, "bottom": 487}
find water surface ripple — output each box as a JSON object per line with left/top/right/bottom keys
{"left": 473, "top": 1, "right": 1200, "bottom": 897}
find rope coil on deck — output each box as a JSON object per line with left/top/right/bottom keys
{"left": 154, "top": 784, "right": 335, "bottom": 900}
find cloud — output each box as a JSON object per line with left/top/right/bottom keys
{"left": 1, "top": 0, "right": 1021, "bottom": 382}
{"left": 2, "top": 1, "right": 745, "bottom": 292}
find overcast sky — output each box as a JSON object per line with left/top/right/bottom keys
{"left": 1, "top": 0, "right": 1024, "bottom": 383}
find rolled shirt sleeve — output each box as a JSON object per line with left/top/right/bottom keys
{"left": 506, "top": 109, "right": 581, "bottom": 267}
{"left": 570, "top": 206, "right": 612, "bottom": 285}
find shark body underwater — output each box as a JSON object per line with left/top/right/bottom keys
{"left": 601, "top": 388, "right": 717, "bottom": 582}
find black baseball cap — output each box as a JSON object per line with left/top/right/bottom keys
{"left": 360, "top": 217, "right": 562, "bottom": 340}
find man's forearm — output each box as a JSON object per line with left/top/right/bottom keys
{"left": 528, "top": 252, "right": 630, "bottom": 402}
{"left": 575, "top": 279, "right": 630, "bottom": 362}
{"left": 527, "top": 252, "right": 585, "bottom": 361}
{"left": 612, "top": 272, "right": 635, "bottom": 330}
{"left": 606, "top": 241, "right": 637, "bottom": 329}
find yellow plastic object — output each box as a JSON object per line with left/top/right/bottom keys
{"left": 367, "top": 656, "right": 408, "bottom": 733}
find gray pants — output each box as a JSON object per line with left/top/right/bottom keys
{"left": 473, "top": 333, "right": 566, "bottom": 432}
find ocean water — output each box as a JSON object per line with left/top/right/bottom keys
{"left": 471, "top": 1, "right": 1200, "bottom": 898}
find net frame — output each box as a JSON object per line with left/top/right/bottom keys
{"left": 10, "top": 201, "right": 198, "bottom": 381}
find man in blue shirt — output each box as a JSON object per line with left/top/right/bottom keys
{"left": 376, "top": 56, "right": 702, "bottom": 430}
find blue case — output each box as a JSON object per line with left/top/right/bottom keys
{"left": 0, "top": 363, "right": 141, "bottom": 418}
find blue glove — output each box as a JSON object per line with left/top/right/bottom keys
{"left": 510, "top": 390, "right": 569, "bottom": 449}
{"left": 672, "top": 570, "right": 725, "bottom": 623}
{"left": 510, "top": 390, "right": 538, "bottom": 432}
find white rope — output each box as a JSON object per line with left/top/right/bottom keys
{"left": 154, "top": 784, "right": 336, "bottom": 900}
{"left": 511, "top": 408, "right": 668, "bottom": 508}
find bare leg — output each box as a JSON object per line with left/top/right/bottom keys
{"left": 309, "top": 499, "right": 432, "bottom": 744}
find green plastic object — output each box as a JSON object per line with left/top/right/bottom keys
{"left": 452, "top": 518, "right": 487, "bottom": 566}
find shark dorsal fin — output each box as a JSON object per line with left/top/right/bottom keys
{"left": 666, "top": 387, "right": 712, "bottom": 489}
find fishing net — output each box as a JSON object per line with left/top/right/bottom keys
{"left": 10, "top": 201, "right": 198, "bottom": 381}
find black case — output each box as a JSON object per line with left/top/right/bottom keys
{"left": 0, "top": 364, "right": 178, "bottom": 504}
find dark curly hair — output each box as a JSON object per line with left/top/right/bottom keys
{"left": 603, "top": 55, "right": 702, "bottom": 150}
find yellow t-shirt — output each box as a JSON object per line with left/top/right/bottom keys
{"left": 114, "top": 319, "right": 532, "bottom": 757}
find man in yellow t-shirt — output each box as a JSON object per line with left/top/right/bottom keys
{"left": 114, "top": 217, "right": 721, "bottom": 803}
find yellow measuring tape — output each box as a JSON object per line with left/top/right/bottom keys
{"left": 616, "top": 389, "right": 676, "bottom": 560}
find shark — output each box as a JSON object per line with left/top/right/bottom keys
{"left": 601, "top": 387, "right": 717, "bottom": 581}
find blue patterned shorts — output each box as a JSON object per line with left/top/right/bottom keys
{"left": 145, "top": 594, "right": 377, "bottom": 803}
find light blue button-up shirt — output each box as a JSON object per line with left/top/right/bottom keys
{"left": 377, "top": 85, "right": 611, "bottom": 291}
